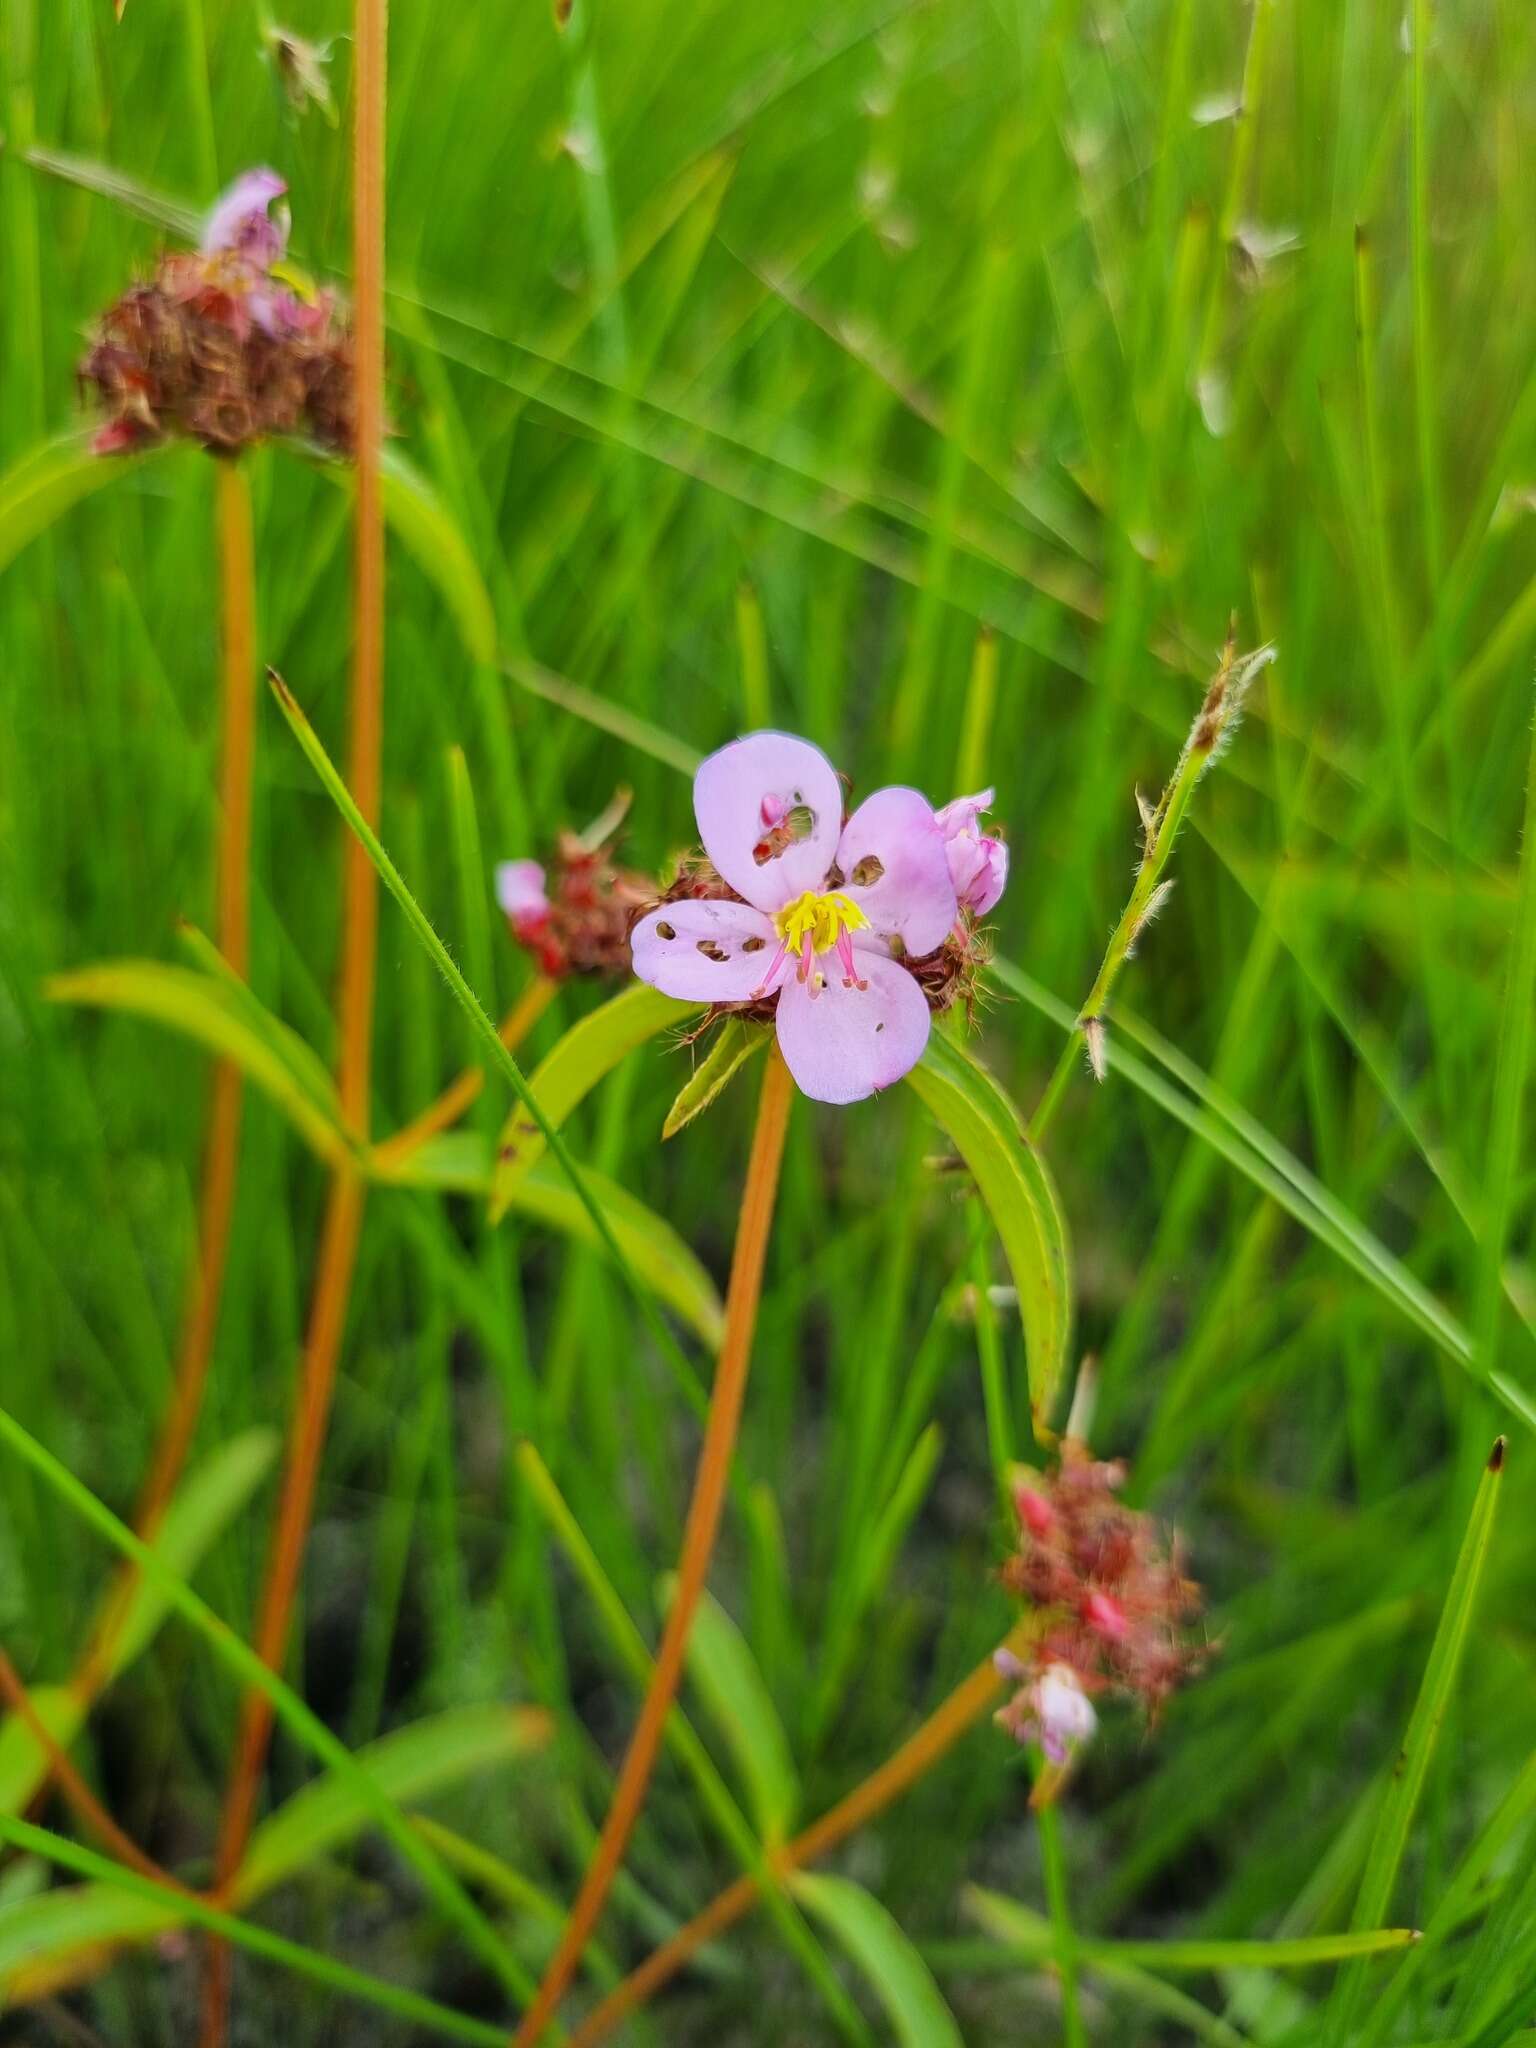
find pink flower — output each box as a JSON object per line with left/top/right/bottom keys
{"left": 496, "top": 859, "right": 552, "bottom": 939}
{"left": 1019, "top": 1664, "right": 1097, "bottom": 1764}
{"left": 200, "top": 168, "right": 289, "bottom": 266}
{"left": 935, "top": 788, "right": 1009, "bottom": 916}
{"left": 631, "top": 731, "right": 959, "bottom": 1104}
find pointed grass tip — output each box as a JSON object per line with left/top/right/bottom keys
{"left": 266, "top": 665, "right": 298, "bottom": 714}
{"left": 1489, "top": 1435, "right": 1507, "bottom": 1472}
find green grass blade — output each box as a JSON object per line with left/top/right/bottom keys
{"left": 491, "top": 982, "right": 700, "bottom": 1210}
{"left": 793, "top": 1872, "right": 964, "bottom": 2048}
{"left": 0, "top": 1430, "right": 277, "bottom": 1815}
{"left": 0, "top": 1816, "right": 509, "bottom": 2045}
{"left": 267, "top": 669, "right": 712, "bottom": 1418}
{"left": 0, "top": 1403, "right": 531, "bottom": 2004}
{"left": 659, "top": 1576, "right": 800, "bottom": 1845}
{"left": 1324, "top": 1436, "right": 1508, "bottom": 2041}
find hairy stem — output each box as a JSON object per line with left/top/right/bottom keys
{"left": 514, "top": 1050, "right": 795, "bottom": 2045}
{"left": 564, "top": 1628, "right": 1027, "bottom": 2047}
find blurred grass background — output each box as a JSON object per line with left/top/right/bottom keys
{"left": 3, "top": 0, "right": 1536, "bottom": 2040}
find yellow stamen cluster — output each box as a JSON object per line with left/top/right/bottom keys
{"left": 773, "top": 889, "right": 870, "bottom": 956}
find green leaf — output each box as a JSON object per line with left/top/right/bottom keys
{"left": 0, "top": 1817, "right": 510, "bottom": 2043}
{"left": 373, "top": 1134, "right": 725, "bottom": 1349}
{"left": 0, "top": 1404, "right": 527, "bottom": 2002}
{"left": 992, "top": 956, "right": 1536, "bottom": 1434}
{"left": 793, "top": 1872, "right": 964, "bottom": 2048}
{"left": 1324, "top": 1435, "right": 1508, "bottom": 2042}
{"left": 0, "top": 1430, "right": 277, "bottom": 1817}
{"left": 905, "top": 1029, "right": 1072, "bottom": 1429}
{"left": 0, "top": 430, "right": 170, "bottom": 578}
{"left": 46, "top": 961, "right": 353, "bottom": 1168}
{"left": 963, "top": 1891, "right": 1418, "bottom": 1972}
{"left": 662, "top": 1018, "right": 770, "bottom": 1139}
{"left": 236, "top": 1703, "right": 552, "bottom": 1904}
{"left": 490, "top": 982, "right": 700, "bottom": 1217}
{"left": 660, "top": 1577, "right": 799, "bottom": 1843}
{"left": 0, "top": 1705, "right": 549, "bottom": 2002}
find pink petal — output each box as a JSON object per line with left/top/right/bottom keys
{"left": 201, "top": 168, "right": 288, "bottom": 262}
{"left": 933, "top": 788, "right": 994, "bottom": 836}
{"left": 693, "top": 732, "right": 843, "bottom": 911}
{"left": 937, "top": 787, "right": 1009, "bottom": 915}
{"left": 631, "top": 898, "right": 778, "bottom": 1002}
{"left": 773, "top": 952, "right": 930, "bottom": 1103}
{"left": 495, "top": 860, "right": 549, "bottom": 921}
{"left": 836, "top": 786, "right": 957, "bottom": 957}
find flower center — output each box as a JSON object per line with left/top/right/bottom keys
{"left": 767, "top": 890, "right": 871, "bottom": 999}
{"left": 774, "top": 889, "right": 868, "bottom": 954}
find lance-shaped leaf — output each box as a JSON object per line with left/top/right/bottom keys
{"left": 0, "top": 430, "right": 173, "bottom": 578}
{"left": 905, "top": 1030, "right": 1072, "bottom": 1429}
{"left": 373, "top": 1132, "right": 724, "bottom": 1349}
{"left": 0, "top": 1704, "right": 549, "bottom": 2002}
{"left": 0, "top": 1430, "right": 277, "bottom": 1817}
{"left": 663, "top": 1017, "right": 770, "bottom": 1140}
{"left": 793, "top": 1873, "right": 964, "bottom": 2048}
{"left": 490, "top": 982, "right": 700, "bottom": 1217}
{"left": 46, "top": 961, "right": 353, "bottom": 1168}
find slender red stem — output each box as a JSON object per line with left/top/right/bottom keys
{"left": 0, "top": 1649, "right": 186, "bottom": 1895}
{"left": 71, "top": 460, "right": 256, "bottom": 1714}
{"left": 200, "top": 7, "right": 388, "bottom": 2037}
{"left": 373, "top": 977, "right": 558, "bottom": 1169}
{"left": 563, "top": 1631, "right": 1024, "bottom": 2047}
{"left": 513, "top": 1051, "right": 796, "bottom": 2046}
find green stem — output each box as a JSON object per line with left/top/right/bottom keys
{"left": 1037, "top": 1798, "right": 1087, "bottom": 2048}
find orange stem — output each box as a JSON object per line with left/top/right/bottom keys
{"left": 373, "top": 976, "right": 558, "bottom": 1169}
{"left": 563, "top": 1632, "right": 1021, "bottom": 2048}
{"left": 200, "top": 5, "right": 387, "bottom": 2037}
{"left": 72, "top": 460, "right": 256, "bottom": 1710}
{"left": 0, "top": 1649, "right": 187, "bottom": 1895}
{"left": 514, "top": 1050, "right": 796, "bottom": 2046}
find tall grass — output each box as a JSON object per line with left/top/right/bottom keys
{"left": 2, "top": 0, "right": 1536, "bottom": 2042}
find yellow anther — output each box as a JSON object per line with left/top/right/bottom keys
{"left": 773, "top": 889, "right": 870, "bottom": 955}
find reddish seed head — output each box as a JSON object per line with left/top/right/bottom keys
{"left": 1082, "top": 1590, "right": 1128, "bottom": 1639}
{"left": 1015, "top": 1485, "right": 1054, "bottom": 1539}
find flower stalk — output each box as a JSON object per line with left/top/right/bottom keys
{"left": 201, "top": 1, "right": 388, "bottom": 2035}
{"left": 564, "top": 1624, "right": 1033, "bottom": 2048}
{"left": 515, "top": 1047, "right": 795, "bottom": 2045}
{"left": 1028, "top": 634, "right": 1275, "bottom": 1143}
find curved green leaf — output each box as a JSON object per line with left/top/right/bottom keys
{"left": 905, "top": 1030, "right": 1072, "bottom": 1429}
{"left": 793, "top": 1873, "right": 964, "bottom": 2048}
{"left": 47, "top": 961, "right": 352, "bottom": 1168}
{"left": 0, "top": 1430, "right": 277, "bottom": 1817}
{"left": 375, "top": 1133, "right": 724, "bottom": 1349}
{"left": 663, "top": 1017, "right": 770, "bottom": 1139}
{"left": 0, "top": 1704, "right": 551, "bottom": 2001}
{"left": 0, "top": 430, "right": 171, "bottom": 579}
{"left": 660, "top": 1577, "right": 799, "bottom": 1844}
{"left": 490, "top": 983, "right": 700, "bottom": 1217}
